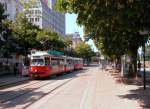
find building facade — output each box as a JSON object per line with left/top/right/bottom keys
{"left": 72, "top": 32, "right": 83, "bottom": 49}
{"left": 27, "top": 0, "right": 66, "bottom": 37}
{"left": 0, "top": 0, "right": 23, "bottom": 21}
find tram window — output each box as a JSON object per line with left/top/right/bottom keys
{"left": 51, "top": 58, "right": 59, "bottom": 66}
{"left": 59, "top": 59, "right": 64, "bottom": 65}
{"left": 45, "top": 57, "right": 50, "bottom": 65}
{"left": 67, "top": 59, "right": 72, "bottom": 64}
{"left": 31, "top": 59, "right": 44, "bottom": 66}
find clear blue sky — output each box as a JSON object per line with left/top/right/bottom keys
{"left": 65, "top": 13, "right": 98, "bottom": 52}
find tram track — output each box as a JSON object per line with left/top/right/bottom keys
{"left": 23, "top": 78, "right": 74, "bottom": 109}
{"left": 0, "top": 73, "right": 73, "bottom": 96}
{"left": 0, "top": 70, "right": 81, "bottom": 105}
{"left": 0, "top": 78, "right": 30, "bottom": 90}
{"left": 0, "top": 81, "right": 42, "bottom": 96}
{"left": 0, "top": 80, "right": 56, "bottom": 103}
{"left": 0, "top": 76, "right": 75, "bottom": 109}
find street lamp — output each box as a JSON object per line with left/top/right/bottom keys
{"left": 139, "top": 30, "right": 149, "bottom": 90}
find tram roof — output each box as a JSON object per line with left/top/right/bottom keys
{"left": 31, "top": 50, "right": 64, "bottom": 56}
{"left": 31, "top": 51, "right": 49, "bottom": 56}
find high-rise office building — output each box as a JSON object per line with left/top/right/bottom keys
{"left": 27, "top": 0, "right": 66, "bottom": 37}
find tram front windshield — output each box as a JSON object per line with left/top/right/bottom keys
{"left": 31, "top": 59, "right": 45, "bottom": 66}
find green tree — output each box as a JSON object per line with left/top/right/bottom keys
{"left": 1, "top": 20, "right": 20, "bottom": 56}
{"left": 37, "top": 28, "right": 66, "bottom": 50}
{"left": 6, "top": 12, "right": 40, "bottom": 56}
{"left": 63, "top": 35, "right": 72, "bottom": 48}
{"left": 75, "top": 42, "right": 95, "bottom": 64}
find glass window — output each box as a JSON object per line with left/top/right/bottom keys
{"left": 45, "top": 57, "right": 50, "bottom": 65}
{"left": 30, "top": 18, "right": 34, "bottom": 22}
{"left": 51, "top": 58, "right": 61, "bottom": 66}
{"left": 51, "top": 58, "right": 57, "bottom": 66}
{"left": 31, "top": 59, "right": 44, "bottom": 66}
{"left": 38, "top": 10, "right": 41, "bottom": 14}
{"left": 35, "top": 18, "right": 39, "bottom": 22}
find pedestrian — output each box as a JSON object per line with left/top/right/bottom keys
{"left": 138, "top": 61, "right": 141, "bottom": 71}
{"left": 101, "top": 61, "right": 105, "bottom": 71}
{"left": 14, "top": 63, "right": 19, "bottom": 76}
{"left": 14, "top": 63, "right": 17, "bottom": 76}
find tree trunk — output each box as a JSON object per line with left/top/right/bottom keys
{"left": 128, "top": 48, "right": 138, "bottom": 77}
{"left": 132, "top": 51, "right": 137, "bottom": 76}
{"left": 114, "top": 57, "right": 121, "bottom": 72}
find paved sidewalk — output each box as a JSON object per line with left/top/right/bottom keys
{"left": 0, "top": 75, "right": 29, "bottom": 88}
{"left": 96, "top": 68, "right": 142, "bottom": 109}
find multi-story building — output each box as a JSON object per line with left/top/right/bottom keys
{"left": 71, "top": 32, "right": 83, "bottom": 49}
{"left": 0, "top": 0, "right": 23, "bottom": 21}
{"left": 65, "top": 32, "right": 83, "bottom": 51}
{"left": 27, "top": 0, "right": 66, "bottom": 37}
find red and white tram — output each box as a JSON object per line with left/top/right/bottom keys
{"left": 73, "top": 58, "right": 83, "bottom": 70}
{"left": 29, "top": 50, "right": 83, "bottom": 78}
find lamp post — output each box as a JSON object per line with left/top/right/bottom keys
{"left": 139, "top": 30, "right": 149, "bottom": 90}
{"left": 143, "top": 40, "right": 146, "bottom": 90}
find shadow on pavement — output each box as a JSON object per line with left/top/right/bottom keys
{"left": 108, "top": 68, "right": 144, "bottom": 86}
{"left": 108, "top": 68, "right": 150, "bottom": 108}
{"left": 118, "top": 86, "right": 150, "bottom": 109}
{"left": 0, "top": 76, "right": 30, "bottom": 90}
{"left": 0, "top": 89, "right": 46, "bottom": 109}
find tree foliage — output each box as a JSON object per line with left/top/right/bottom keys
{"left": 37, "top": 29, "right": 66, "bottom": 50}
{"left": 55, "top": 0, "right": 150, "bottom": 75}
{"left": 7, "top": 13, "right": 40, "bottom": 54}
{"left": 75, "top": 42, "right": 95, "bottom": 62}
{"left": 63, "top": 35, "right": 72, "bottom": 48}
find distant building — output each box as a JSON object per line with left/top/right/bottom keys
{"left": 0, "top": 0, "right": 23, "bottom": 21}
{"left": 65, "top": 32, "right": 83, "bottom": 51}
{"left": 72, "top": 32, "right": 83, "bottom": 49}
{"left": 26, "top": 0, "right": 66, "bottom": 37}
